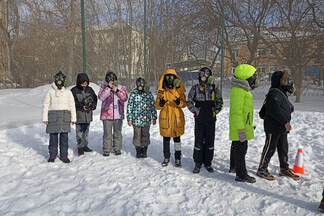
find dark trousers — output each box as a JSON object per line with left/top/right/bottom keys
{"left": 232, "top": 140, "right": 248, "bottom": 178}
{"left": 193, "top": 120, "right": 215, "bottom": 167}
{"left": 230, "top": 142, "right": 235, "bottom": 170}
{"left": 49, "top": 133, "right": 68, "bottom": 158}
{"left": 76, "top": 123, "right": 90, "bottom": 148}
{"left": 163, "top": 136, "right": 181, "bottom": 159}
{"left": 258, "top": 133, "right": 289, "bottom": 170}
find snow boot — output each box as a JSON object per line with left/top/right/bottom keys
{"left": 175, "top": 151, "right": 181, "bottom": 168}
{"left": 141, "top": 147, "right": 148, "bottom": 158}
{"left": 78, "top": 148, "right": 84, "bottom": 156}
{"left": 48, "top": 157, "right": 56, "bottom": 163}
{"left": 256, "top": 168, "right": 276, "bottom": 181}
{"left": 83, "top": 146, "right": 93, "bottom": 152}
{"left": 161, "top": 158, "right": 170, "bottom": 167}
{"left": 135, "top": 147, "right": 141, "bottom": 158}
{"left": 193, "top": 163, "right": 201, "bottom": 174}
{"left": 235, "top": 174, "right": 256, "bottom": 183}
{"left": 175, "top": 159, "right": 182, "bottom": 168}
{"left": 318, "top": 199, "right": 324, "bottom": 213}
{"left": 103, "top": 152, "right": 110, "bottom": 157}
{"left": 205, "top": 166, "right": 214, "bottom": 173}
{"left": 114, "top": 150, "right": 121, "bottom": 155}
{"left": 60, "top": 157, "right": 71, "bottom": 163}
{"left": 279, "top": 168, "right": 301, "bottom": 181}
{"left": 229, "top": 168, "right": 236, "bottom": 173}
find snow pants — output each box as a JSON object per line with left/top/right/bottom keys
{"left": 49, "top": 133, "right": 68, "bottom": 158}
{"left": 232, "top": 140, "right": 248, "bottom": 178}
{"left": 133, "top": 126, "right": 150, "bottom": 147}
{"left": 258, "top": 133, "right": 289, "bottom": 170}
{"left": 193, "top": 120, "right": 215, "bottom": 167}
{"left": 76, "top": 123, "right": 90, "bottom": 148}
{"left": 102, "top": 119, "right": 123, "bottom": 153}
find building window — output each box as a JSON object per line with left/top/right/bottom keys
{"left": 270, "top": 48, "right": 277, "bottom": 55}
{"left": 269, "top": 64, "right": 278, "bottom": 73}
{"left": 233, "top": 49, "right": 239, "bottom": 58}
{"left": 257, "top": 64, "right": 266, "bottom": 74}
{"left": 257, "top": 48, "right": 266, "bottom": 56}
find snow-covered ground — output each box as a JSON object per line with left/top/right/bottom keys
{"left": 0, "top": 82, "right": 323, "bottom": 215}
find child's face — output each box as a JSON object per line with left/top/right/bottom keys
{"left": 81, "top": 81, "right": 88, "bottom": 87}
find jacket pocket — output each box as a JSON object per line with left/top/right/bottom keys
{"left": 48, "top": 111, "right": 57, "bottom": 123}
{"left": 176, "top": 112, "right": 185, "bottom": 128}
{"left": 63, "top": 110, "right": 71, "bottom": 123}
{"left": 159, "top": 110, "right": 169, "bottom": 129}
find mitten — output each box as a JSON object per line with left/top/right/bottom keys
{"left": 238, "top": 129, "right": 246, "bottom": 142}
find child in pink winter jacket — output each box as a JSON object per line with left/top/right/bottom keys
{"left": 98, "top": 71, "right": 128, "bottom": 156}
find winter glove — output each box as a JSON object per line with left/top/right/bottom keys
{"left": 173, "top": 79, "right": 181, "bottom": 88}
{"left": 173, "top": 96, "right": 180, "bottom": 105}
{"left": 213, "top": 109, "right": 220, "bottom": 117}
{"left": 159, "top": 97, "right": 168, "bottom": 107}
{"left": 238, "top": 129, "right": 246, "bottom": 142}
{"left": 83, "top": 105, "right": 90, "bottom": 112}
{"left": 207, "top": 76, "right": 216, "bottom": 85}
{"left": 90, "top": 104, "right": 96, "bottom": 110}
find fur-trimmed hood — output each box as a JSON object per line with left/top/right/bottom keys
{"left": 231, "top": 77, "right": 251, "bottom": 92}
{"left": 271, "top": 68, "right": 291, "bottom": 88}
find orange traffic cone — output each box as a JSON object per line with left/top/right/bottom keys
{"left": 292, "top": 148, "right": 304, "bottom": 175}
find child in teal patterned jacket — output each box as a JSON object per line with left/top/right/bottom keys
{"left": 127, "top": 77, "right": 157, "bottom": 158}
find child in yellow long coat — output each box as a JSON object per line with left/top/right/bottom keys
{"left": 155, "top": 69, "right": 186, "bottom": 167}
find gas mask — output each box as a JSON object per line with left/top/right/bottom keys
{"left": 284, "top": 76, "right": 295, "bottom": 95}
{"left": 279, "top": 69, "right": 295, "bottom": 95}
{"left": 164, "top": 74, "right": 176, "bottom": 89}
{"left": 54, "top": 71, "right": 66, "bottom": 90}
{"left": 105, "top": 71, "right": 119, "bottom": 87}
{"left": 199, "top": 67, "right": 212, "bottom": 85}
{"left": 246, "top": 73, "right": 259, "bottom": 90}
{"left": 136, "top": 77, "right": 147, "bottom": 93}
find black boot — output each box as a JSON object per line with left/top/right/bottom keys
{"left": 193, "top": 163, "right": 201, "bottom": 174}
{"left": 175, "top": 151, "right": 181, "bottom": 168}
{"left": 83, "top": 146, "right": 93, "bottom": 152}
{"left": 141, "top": 146, "right": 148, "bottom": 158}
{"left": 135, "top": 147, "right": 141, "bottom": 158}
{"left": 235, "top": 174, "right": 256, "bottom": 183}
{"left": 78, "top": 148, "right": 84, "bottom": 156}
{"left": 161, "top": 158, "right": 170, "bottom": 167}
{"left": 175, "top": 159, "right": 182, "bottom": 168}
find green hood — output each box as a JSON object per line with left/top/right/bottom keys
{"left": 234, "top": 64, "right": 256, "bottom": 80}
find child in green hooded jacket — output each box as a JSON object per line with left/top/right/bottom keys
{"left": 229, "top": 64, "right": 259, "bottom": 183}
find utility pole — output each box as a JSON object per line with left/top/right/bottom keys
{"left": 144, "top": 0, "right": 147, "bottom": 80}
{"left": 220, "top": 0, "right": 225, "bottom": 94}
{"left": 81, "top": 0, "right": 87, "bottom": 74}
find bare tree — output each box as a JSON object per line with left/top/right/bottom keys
{"left": 0, "top": 0, "right": 20, "bottom": 85}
